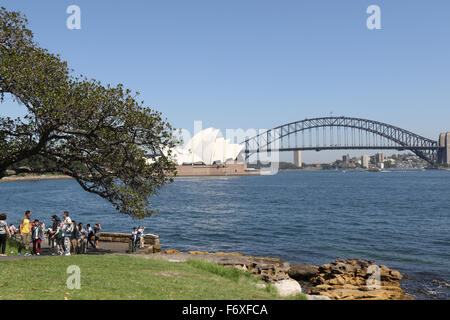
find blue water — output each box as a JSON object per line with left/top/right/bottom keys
{"left": 0, "top": 170, "right": 449, "bottom": 299}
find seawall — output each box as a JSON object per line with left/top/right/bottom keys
{"left": 175, "top": 163, "right": 259, "bottom": 176}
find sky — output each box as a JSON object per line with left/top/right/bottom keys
{"left": 1, "top": 0, "right": 450, "bottom": 163}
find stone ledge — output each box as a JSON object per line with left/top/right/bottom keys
{"left": 99, "top": 232, "right": 160, "bottom": 247}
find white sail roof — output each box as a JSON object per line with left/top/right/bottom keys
{"left": 168, "top": 128, "right": 243, "bottom": 165}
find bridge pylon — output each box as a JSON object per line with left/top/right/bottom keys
{"left": 438, "top": 132, "right": 450, "bottom": 165}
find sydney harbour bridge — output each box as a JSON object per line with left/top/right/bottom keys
{"left": 242, "top": 117, "right": 450, "bottom": 165}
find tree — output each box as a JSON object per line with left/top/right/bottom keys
{"left": 0, "top": 7, "right": 177, "bottom": 218}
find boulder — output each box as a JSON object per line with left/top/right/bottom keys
{"left": 273, "top": 279, "right": 302, "bottom": 297}
{"left": 288, "top": 264, "right": 319, "bottom": 281}
{"left": 144, "top": 246, "right": 154, "bottom": 254}
{"left": 308, "top": 258, "right": 413, "bottom": 300}
{"left": 153, "top": 244, "right": 162, "bottom": 253}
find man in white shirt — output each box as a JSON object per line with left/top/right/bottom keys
{"left": 137, "top": 226, "right": 146, "bottom": 249}
{"left": 61, "top": 211, "right": 73, "bottom": 256}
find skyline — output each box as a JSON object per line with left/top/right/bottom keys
{"left": 1, "top": 0, "right": 449, "bottom": 162}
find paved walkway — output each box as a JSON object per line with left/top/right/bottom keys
{"left": 0, "top": 240, "right": 129, "bottom": 262}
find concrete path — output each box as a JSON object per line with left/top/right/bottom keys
{"left": 0, "top": 240, "right": 129, "bottom": 262}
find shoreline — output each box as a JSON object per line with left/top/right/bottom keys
{"left": 0, "top": 237, "right": 414, "bottom": 300}
{"left": 0, "top": 174, "right": 73, "bottom": 183}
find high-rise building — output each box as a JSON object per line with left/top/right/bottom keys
{"left": 343, "top": 154, "right": 351, "bottom": 164}
{"left": 294, "top": 150, "right": 302, "bottom": 168}
{"left": 375, "top": 152, "right": 384, "bottom": 164}
{"left": 361, "top": 155, "right": 370, "bottom": 168}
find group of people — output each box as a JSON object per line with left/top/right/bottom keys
{"left": 0, "top": 210, "right": 102, "bottom": 257}
{"left": 131, "top": 226, "right": 146, "bottom": 253}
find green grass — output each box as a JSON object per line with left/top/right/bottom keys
{"left": 186, "top": 259, "right": 255, "bottom": 282}
{"left": 4, "top": 238, "right": 24, "bottom": 256}
{"left": 0, "top": 255, "right": 307, "bottom": 300}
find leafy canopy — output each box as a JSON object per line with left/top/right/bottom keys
{"left": 0, "top": 7, "right": 177, "bottom": 218}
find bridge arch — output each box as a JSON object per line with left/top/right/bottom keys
{"left": 242, "top": 117, "right": 439, "bottom": 164}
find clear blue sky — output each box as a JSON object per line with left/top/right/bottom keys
{"left": 2, "top": 0, "right": 450, "bottom": 162}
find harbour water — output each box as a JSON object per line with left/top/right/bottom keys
{"left": 0, "top": 170, "right": 449, "bottom": 299}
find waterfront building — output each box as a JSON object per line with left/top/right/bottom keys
{"left": 294, "top": 150, "right": 302, "bottom": 168}
{"left": 343, "top": 154, "right": 351, "bottom": 165}
{"left": 361, "top": 155, "right": 370, "bottom": 168}
{"left": 375, "top": 152, "right": 385, "bottom": 164}
{"left": 171, "top": 128, "right": 244, "bottom": 165}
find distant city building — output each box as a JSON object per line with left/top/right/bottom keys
{"left": 293, "top": 150, "right": 302, "bottom": 168}
{"left": 361, "top": 155, "right": 370, "bottom": 168}
{"left": 375, "top": 152, "right": 384, "bottom": 164}
{"left": 342, "top": 154, "right": 351, "bottom": 164}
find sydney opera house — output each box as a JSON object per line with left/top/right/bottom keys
{"left": 172, "top": 128, "right": 243, "bottom": 166}
{"left": 153, "top": 128, "right": 257, "bottom": 176}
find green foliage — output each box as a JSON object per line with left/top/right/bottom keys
{"left": 0, "top": 7, "right": 177, "bottom": 218}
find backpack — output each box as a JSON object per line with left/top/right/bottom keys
{"left": 66, "top": 223, "right": 74, "bottom": 234}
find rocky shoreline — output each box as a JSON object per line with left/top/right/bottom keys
{"left": 163, "top": 249, "right": 413, "bottom": 300}
{"left": 0, "top": 174, "right": 73, "bottom": 182}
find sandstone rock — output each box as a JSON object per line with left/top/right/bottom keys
{"left": 165, "top": 249, "right": 181, "bottom": 254}
{"left": 233, "top": 264, "right": 248, "bottom": 271}
{"left": 307, "top": 294, "right": 331, "bottom": 300}
{"left": 144, "top": 246, "right": 154, "bottom": 254}
{"left": 189, "top": 251, "right": 210, "bottom": 255}
{"left": 288, "top": 264, "right": 319, "bottom": 281}
{"left": 215, "top": 252, "right": 245, "bottom": 256}
{"left": 273, "top": 279, "right": 302, "bottom": 297}
{"left": 308, "top": 258, "right": 413, "bottom": 300}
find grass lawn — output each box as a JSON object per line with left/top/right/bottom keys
{"left": 4, "top": 238, "right": 23, "bottom": 256}
{"left": 0, "top": 255, "right": 307, "bottom": 300}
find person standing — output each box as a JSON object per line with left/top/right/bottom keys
{"left": 93, "top": 223, "right": 102, "bottom": 249}
{"left": 137, "top": 226, "right": 146, "bottom": 249}
{"left": 18, "top": 210, "right": 32, "bottom": 256}
{"left": 86, "top": 224, "right": 95, "bottom": 249}
{"left": 0, "top": 213, "right": 11, "bottom": 256}
{"left": 47, "top": 227, "right": 53, "bottom": 247}
{"left": 131, "top": 227, "right": 138, "bottom": 253}
{"left": 31, "top": 220, "right": 42, "bottom": 255}
{"left": 78, "top": 223, "right": 87, "bottom": 254}
{"left": 61, "top": 211, "right": 73, "bottom": 256}
{"left": 70, "top": 220, "right": 78, "bottom": 255}
{"left": 51, "top": 221, "right": 63, "bottom": 256}
{"left": 39, "top": 221, "right": 45, "bottom": 243}
{"left": 9, "top": 224, "right": 17, "bottom": 239}
{"left": 49, "top": 215, "right": 60, "bottom": 249}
